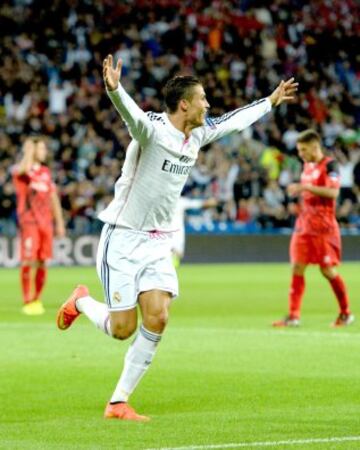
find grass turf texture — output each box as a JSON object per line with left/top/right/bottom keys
{"left": 1, "top": 263, "right": 360, "bottom": 450}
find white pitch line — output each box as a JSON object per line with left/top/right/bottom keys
{"left": 0, "top": 322, "right": 358, "bottom": 339}
{"left": 145, "top": 435, "right": 360, "bottom": 450}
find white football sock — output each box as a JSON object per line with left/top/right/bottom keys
{"left": 110, "top": 325, "right": 162, "bottom": 403}
{"left": 76, "top": 296, "right": 111, "bottom": 336}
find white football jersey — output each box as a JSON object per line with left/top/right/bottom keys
{"left": 98, "top": 84, "right": 271, "bottom": 231}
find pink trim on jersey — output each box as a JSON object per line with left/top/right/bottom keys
{"left": 148, "top": 230, "right": 174, "bottom": 239}
{"left": 180, "top": 138, "right": 189, "bottom": 152}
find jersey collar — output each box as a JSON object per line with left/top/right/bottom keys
{"left": 163, "top": 113, "right": 187, "bottom": 139}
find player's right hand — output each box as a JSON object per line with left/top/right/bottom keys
{"left": 287, "top": 183, "right": 302, "bottom": 197}
{"left": 103, "top": 55, "right": 122, "bottom": 91}
{"left": 56, "top": 223, "right": 66, "bottom": 238}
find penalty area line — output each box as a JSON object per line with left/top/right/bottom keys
{"left": 145, "top": 435, "right": 360, "bottom": 450}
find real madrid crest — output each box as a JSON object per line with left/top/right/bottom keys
{"left": 112, "top": 291, "right": 122, "bottom": 303}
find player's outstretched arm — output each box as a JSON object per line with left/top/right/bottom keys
{"left": 197, "top": 77, "right": 299, "bottom": 147}
{"left": 17, "top": 139, "right": 35, "bottom": 175}
{"left": 103, "top": 54, "right": 154, "bottom": 146}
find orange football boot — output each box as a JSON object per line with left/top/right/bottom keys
{"left": 56, "top": 285, "right": 89, "bottom": 330}
{"left": 104, "top": 402, "right": 150, "bottom": 422}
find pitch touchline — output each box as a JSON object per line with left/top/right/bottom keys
{"left": 145, "top": 435, "right": 360, "bottom": 450}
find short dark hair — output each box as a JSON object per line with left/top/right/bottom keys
{"left": 296, "top": 129, "right": 321, "bottom": 144}
{"left": 164, "top": 76, "right": 201, "bottom": 113}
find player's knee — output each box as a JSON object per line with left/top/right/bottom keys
{"left": 320, "top": 266, "right": 335, "bottom": 280}
{"left": 21, "top": 260, "right": 32, "bottom": 268}
{"left": 144, "top": 309, "right": 169, "bottom": 333}
{"left": 110, "top": 323, "right": 136, "bottom": 340}
{"left": 293, "top": 263, "right": 305, "bottom": 275}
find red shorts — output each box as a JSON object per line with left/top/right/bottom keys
{"left": 19, "top": 224, "right": 53, "bottom": 262}
{"left": 290, "top": 233, "right": 341, "bottom": 267}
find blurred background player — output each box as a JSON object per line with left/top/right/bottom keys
{"left": 171, "top": 196, "right": 217, "bottom": 267}
{"left": 273, "top": 130, "right": 354, "bottom": 328}
{"left": 12, "top": 137, "right": 65, "bottom": 315}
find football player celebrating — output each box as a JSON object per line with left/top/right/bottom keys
{"left": 57, "top": 54, "right": 298, "bottom": 421}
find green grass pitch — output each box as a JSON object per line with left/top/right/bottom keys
{"left": 1, "top": 263, "right": 360, "bottom": 450}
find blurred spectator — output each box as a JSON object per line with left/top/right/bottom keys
{"left": 336, "top": 148, "right": 356, "bottom": 204}
{"left": 0, "top": 180, "right": 17, "bottom": 235}
{"left": 354, "top": 158, "right": 360, "bottom": 200}
{"left": 48, "top": 81, "right": 74, "bottom": 115}
{"left": 261, "top": 180, "right": 288, "bottom": 228}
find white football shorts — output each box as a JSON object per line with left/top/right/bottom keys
{"left": 171, "top": 227, "right": 185, "bottom": 257}
{"left": 96, "top": 224, "right": 178, "bottom": 311}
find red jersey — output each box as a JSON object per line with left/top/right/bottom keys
{"left": 294, "top": 156, "right": 340, "bottom": 236}
{"left": 12, "top": 164, "right": 56, "bottom": 229}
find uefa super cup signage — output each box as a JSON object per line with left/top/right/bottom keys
{"left": 0, "top": 236, "right": 99, "bottom": 267}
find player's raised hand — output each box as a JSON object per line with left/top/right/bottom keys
{"left": 22, "top": 138, "right": 36, "bottom": 156}
{"left": 103, "top": 54, "right": 122, "bottom": 91}
{"left": 18, "top": 138, "right": 36, "bottom": 174}
{"left": 269, "top": 78, "right": 298, "bottom": 107}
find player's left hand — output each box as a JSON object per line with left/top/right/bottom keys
{"left": 287, "top": 183, "right": 303, "bottom": 197}
{"left": 269, "top": 78, "right": 298, "bottom": 106}
{"left": 22, "top": 138, "right": 36, "bottom": 155}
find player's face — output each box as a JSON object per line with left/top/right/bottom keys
{"left": 296, "top": 141, "right": 320, "bottom": 162}
{"left": 186, "top": 85, "right": 210, "bottom": 127}
{"left": 34, "top": 141, "right": 48, "bottom": 163}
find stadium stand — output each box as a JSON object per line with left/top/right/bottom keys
{"left": 0, "top": 0, "right": 359, "bottom": 235}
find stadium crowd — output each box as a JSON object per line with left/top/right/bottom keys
{"left": 0, "top": 0, "right": 359, "bottom": 235}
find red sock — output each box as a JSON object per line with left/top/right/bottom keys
{"left": 21, "top": 266, "right": 32, "bottom": 304}
{"left": 289, "top": 274, "right": 305, "bottom": 319}
{"left": 329, "top": 275, "right": 350, "bottom": 315}
{"left": 34, "top": 266, "right": 47, "bottom": 300}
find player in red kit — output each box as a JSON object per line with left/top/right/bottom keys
{"left": 273, "top": 129, "right": 354, "bottom": 327}
{"left": 12, "top": 137, "right": 65, "bottom": 315}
